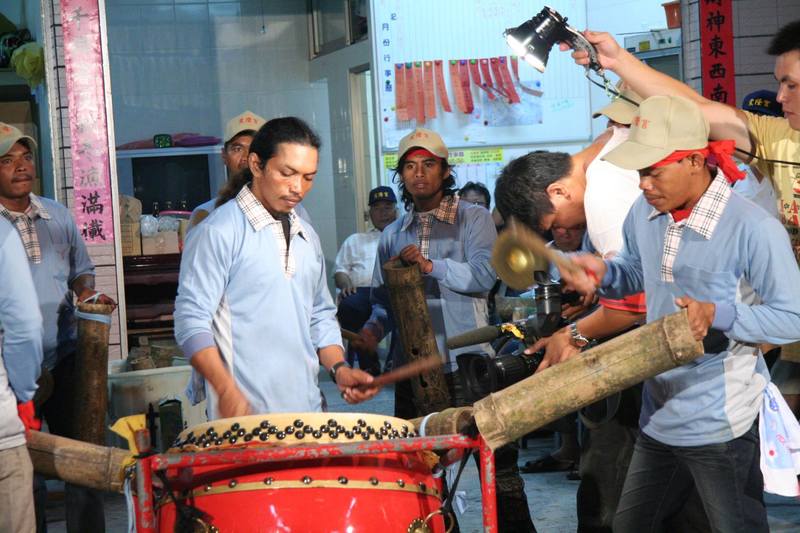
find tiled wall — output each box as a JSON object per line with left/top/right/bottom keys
{"left": 682, "top": 0, "right": 800, "bottom": 101}
{"left": 104, "top": 0, "right": 340, "bottom": 273}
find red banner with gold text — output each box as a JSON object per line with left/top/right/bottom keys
{"left": 700, "top": 0, "right": 736, "bottom": 105}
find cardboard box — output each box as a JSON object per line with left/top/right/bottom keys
{"left": 119, "top": 194, "right": 142, "bottom": 223}
{"left": 0, "top": 101, "right": 37, "bottom": 138}
{"left": 141, "top": 231, "right": 180, "bottom": 255}
{"left": 121, "top": 222, "right": 141, "bottom": 256}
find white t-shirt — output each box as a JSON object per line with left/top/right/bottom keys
{"left": 584, "top": 126, "right": 642, "bottom": 257}
{"left": 334, "top": 229, "right": 381, "bottom": 288}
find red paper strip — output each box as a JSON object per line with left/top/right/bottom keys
{"left": 510, "top": 55, "right": 519, "bottom": 80}
{"left": 434, "top": 60, "right": 452, "bottom": 113}
{"left": 470, "top": 59, "right": 495, "bottom": 100}
{"left": 700, "top": 0, "right": 736, "bottom": 105}
{"left": 480, "top": 59, "right": 495, "bottom": 89}
{"left": 423, "top": 61, "right": 437, "bottom": 119}
{"left": 498, "top": 57, "right": 521, "bottom": 103}
{"left": 489, "top": 57, "right": 509, "bottom": 101}
{"left": 405, "top": 63, "right": 417, "bottom": 123}
{"left": 413, "top": 62, "right": 426, "bottom": 123}
{"left": 395, "top": 63, "right": 408, "bottom": 121}
{"left": 449, "top": 60, "right": 466, "bottom": 113}
{"left": 509, "top": 55, "right": 543, "bottom": 97}
{"left": 459, "top": 60, "right": 474, "bottom": 114}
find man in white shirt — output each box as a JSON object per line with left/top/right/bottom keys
{"left": 335, "top": 186, "right": 397, "bottom": 373}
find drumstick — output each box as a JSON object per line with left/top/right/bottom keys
{"left": 341, "top": 328, "right": 361, "bottom": 342}
{"left": 356, "top": 354, "right": 442, "bottom": 389}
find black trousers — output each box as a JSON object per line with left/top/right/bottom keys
{"left": 34, "top": 353, "right": 106, "bottom": 533}
{"left": 395, "top": 374, "right": 536, "bottom": 533}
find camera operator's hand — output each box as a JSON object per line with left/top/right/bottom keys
{"left": 559, "top": 254, "right": 606, "bottom": 305}
{"left": 675, "top": 296, "right": 716, "bottom": 341}
{"left": 559, "top": 30, "right": 623, "bottom": 72}
{"left": 561, "top": 297, "right": 595, "bottom": 321}
{"left": 525, "top": 327, "right": 581, "bottom": 374}
{"left": 396, "top": 244, "right": 433, "bottom": 274}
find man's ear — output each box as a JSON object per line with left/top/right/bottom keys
{"left": 688, "top": 152, "right": 706, "bottom": 169}
{"left": 248, "top": 152, "right": 262, "bottom": 175}
{"left": 545, "top": 181, "right": 569, "bottom": 200}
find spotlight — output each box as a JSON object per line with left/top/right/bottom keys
{"left": 504, "top": 6, "right": 602, "bottom": 73}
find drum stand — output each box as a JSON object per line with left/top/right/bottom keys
{"left": 133, "top": 433, "right": 498, "bottom": 532}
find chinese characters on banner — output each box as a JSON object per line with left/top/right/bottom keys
{"left": 700, "top": 0, "right": 736, "bottom": 105}
{"left": 61, "top": 0, "right": 114, "bottom": 243}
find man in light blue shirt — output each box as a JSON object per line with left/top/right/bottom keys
{"left": 559, "top": 96, "right": 800, "bottom": 532}
{"left": 175, "top": 117, "right": 377, "bottom": 420}
{"left": 0, "top": 122, "right": 114, "bottom": 533}
{"left": 0, "top": 217, "right": 43, "bottom": 533}
{"left": 355, "top": 128, "right": 536, "bottom": 533}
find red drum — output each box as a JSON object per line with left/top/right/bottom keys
{"left": 156, "top": 413, "right": 449, "bottom": 532}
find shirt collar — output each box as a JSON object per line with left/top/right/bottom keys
{"left": 0, "top": 193, "right": 51, "bottom": 222}
{"left": 235, "top": 184, "right": 304, "bottom": 239}
{"left": 400, "top": 193, "right": 460, "bottom": 231}
{"left": 647, "top": 170, "right": 731, "bottom": 240}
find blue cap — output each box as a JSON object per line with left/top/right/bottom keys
{"left": 741, "top": 90, "right": 783, "bottom": 117}
{"left": 368, "top": 186, "right": 397, "bottom": 205}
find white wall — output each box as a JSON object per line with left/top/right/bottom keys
{"left": 586, "top": 0, "right": 671, "bottom": 139}
{"left": 104, "top": 0, "right": 341, "bottom": 276}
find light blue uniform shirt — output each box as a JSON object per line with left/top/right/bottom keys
{"left": 25, "top": 196, "right": 94, "bottom": 369}
{"left": 0, "top": 218, "right": 43, "bottom": 450}
{"left": 602, "top": 179, "right": 800, "bottom": 446}
{"left": 175, "top": 186, "right": 341, "bottom": 419}
{"left": 366, "top": 199, "right": 497, "bottom": 372}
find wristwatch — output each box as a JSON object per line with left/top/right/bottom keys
{"left": 329, "top": 361, "right": 350, "bottom": 384}
{"left": 568, "top": 322, "right": 591, "bottom": 348}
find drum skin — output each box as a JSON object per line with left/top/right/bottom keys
{"left": 157, "top": 413, "right": 447, "bottom": 532}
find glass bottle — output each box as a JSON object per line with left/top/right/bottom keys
{"left": 152, "top": 201, "right": 160, "bottom": 217}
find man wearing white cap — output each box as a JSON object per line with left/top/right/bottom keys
{"left": 189, "top": 110, "right": 311, "bottom": 229}
{"left": 557, "top": 95, "right": 800, "bottom": 532}
{"left": 356, "top": 128, "right": 536, "bottom": 532}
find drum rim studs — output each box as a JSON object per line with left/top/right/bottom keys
{"left": 369, "top": 476, "right": 379, "bottom": 485}
{"left": 301, "top": 476, "right": 313, "bottom": 485}
{"left": 397, "top": 479, "right": 405, "bottom": 487}
{"left": 338, "top": 476, "right": 348, "bottom": 484}
{"left": 264, "top": 477, "right": 274, "bottom": 485}
{"left": 228, "top": 479, "right": 237, "bottom": 488}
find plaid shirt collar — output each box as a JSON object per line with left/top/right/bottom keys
{"left": 0, "top": 193, "right": 52, "bottom": 221}
{"left": 647, "top": 170, "right": 731, "bottom": 240}
{"left": 400, "top": 193, "right": 460, "bottom": 231}
{"left": 235, "top": 184, "right": 305, "bottom": 240}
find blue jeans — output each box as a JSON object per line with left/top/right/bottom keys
{"left": 614, "top": 422, "right": 767, "bottom": 533}
{"left": 336, "top": 287, "right": 379, "bottom": 370}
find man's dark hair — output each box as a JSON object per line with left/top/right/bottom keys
{"left": 459, "top": 181, "right": 491, "bottom": 207}
{"left": 217, "top": 117, "right": 321, "bottom": 207}
{"left": 767, "top": 20, "right": 800, "bottom": 55}
{"left": 224, "top": 129, "right": 257, "bottom": 152}
{"left": 391, "top": 152, "right": 456, "bottom": 211}
{"left": 494, "top": 151, "right": 572, "bottom": 231}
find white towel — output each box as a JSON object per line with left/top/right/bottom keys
{"left": 759, "top": 382, "right": 800, "bottom": 497}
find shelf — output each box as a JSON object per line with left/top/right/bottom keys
{"left": 0, "top": 68, "right": 26, "bottom": 87}
{"left": 115, "top": 145, "right": 223, "bottom": 159}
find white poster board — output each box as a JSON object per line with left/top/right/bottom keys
{"left": 370, "top": 0, "right": 591, "bottom": 151}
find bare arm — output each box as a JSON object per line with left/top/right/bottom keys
{"left": 191, "top": 346, "right": 251, "bottom": 417}
{"left": 575, "top": 306, "right": 645, "bottom": 340}
{"left": 568, "top": 31, "right": 753, "bottom": 155}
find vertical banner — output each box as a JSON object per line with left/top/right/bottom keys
{"left": 700, "top": 0, "right": 736, "bottom": 105}
{"left": 61, "top": 0, "right": 114, "bottom": 243}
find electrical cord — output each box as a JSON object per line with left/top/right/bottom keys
{"left": 584, "top": 70, "right": 800, "bottom": 168}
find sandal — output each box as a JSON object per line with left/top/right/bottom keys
{"left": 521, "top": 454, "right": 575, "bottom": 473}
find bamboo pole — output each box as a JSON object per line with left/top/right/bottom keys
{"left": 382, "top": 259, "right": 451, "bottom": 414}
{"left": 73, "top": 302, "right": 115, "bottom": 444}
{"left": 473, "top": 309, "right": 704, "bottom": 450}
{"left": 27, "top": 430, "right": 129, "bottom": 493}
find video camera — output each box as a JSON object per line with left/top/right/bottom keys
{"left": 449, "top": 272, "right": 572, "bottom": 403}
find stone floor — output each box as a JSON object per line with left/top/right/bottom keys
{"left": 45, "top": 369, "right": 800, "bottom": 532}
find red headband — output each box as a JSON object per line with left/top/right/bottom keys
{"left": 651, "top": 139, "right": 744, "bottom": 184}
{"left": 404, "top": 148, "right": 441, "bottom": 160}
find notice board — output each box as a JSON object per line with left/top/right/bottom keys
{"left": 370, "top": 0, "right": 591, "bottom": 152}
